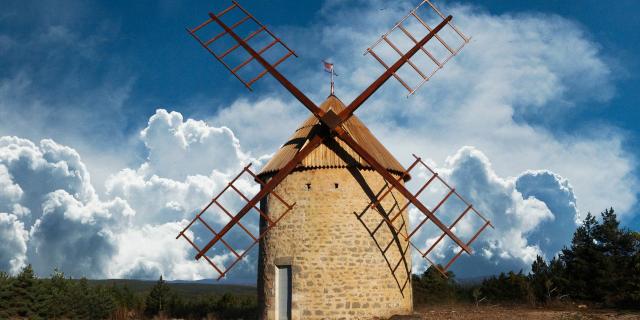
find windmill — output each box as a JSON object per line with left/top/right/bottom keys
{"left": 176, "top": 1, "right": 493, "bottom": 319}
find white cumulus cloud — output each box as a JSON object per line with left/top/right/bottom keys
{"left": 104, "top": 109, "right": 261, "bottom": 281}
{"left": 408, "top": 147, "right": 579, "bottom": 277}
{"left": 0, "top": 212, "right": 28, "bottom": 274}
{"left": 0, "top": 136, "right": 130, "bottom": 276}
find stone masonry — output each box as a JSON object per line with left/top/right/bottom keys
{"left": 258, "top": 168, "right": 413, "bottom": 319}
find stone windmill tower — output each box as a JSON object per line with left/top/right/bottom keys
{"left": 177, "top": 1, "right": 493, "bottom": 319}
{"left": 256, "top": 96, "right": 413, "bottom": 319}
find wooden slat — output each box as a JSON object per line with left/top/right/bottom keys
{"left": 258, "top": 96, "right": 407, "bottom": 179}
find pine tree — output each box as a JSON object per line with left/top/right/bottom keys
{"left": 480, "top": 271, "right": 532, "bottom": 303}
{"left": 89, "top": 285, "right": 116, "bottom": 319}
{"left": 604, "top": 210, "right": 639, "bottom": 307}
{"left": 31, "top": 275, "right": 50, "bottom": 319}
{"left": 69, "top": 277, "right": 92, "bottom": 319}
{"left": 0, "top": 271, "right": 12, "bottom": 319}
{"left": 110, "top": 282, "right": 138, "bottom": 317}
{"left": 411, "top": 265, "right": 456, "bottom": 305}
{"left": 44, "top": 269, "right": 71, "bottom": 319}
{"left": 558, "top": 208, "right": 640, "bottom": 307}
{"left": 547, "top": 256, "right": 568, "bottom": 299}
{"left": 529, "top": 255, "right": 550, "bottom": 303}
{"left": 9, "top": 264, "right": 37, "bottom": 318}
{"left": 629, "top": 236, "right": 640, "bottom": 306}
{"left": 561, "top": 212, "right": 603, "bottom": 301}
{"left": 145, "top": 275, "right": 172, "bottom": 317}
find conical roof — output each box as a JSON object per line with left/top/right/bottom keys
{"left": 257, "top": 95, "right": 408, "bottom": 180}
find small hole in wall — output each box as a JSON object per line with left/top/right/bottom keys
{"left": 334, "top": 183, "right": 339, "bottom": 189}
{"left": 306, "top": 183, "right": 311, "bottom": 190}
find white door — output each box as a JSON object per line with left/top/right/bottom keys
{"left": 275, "top": 265, "right": 292, "bottom": 320}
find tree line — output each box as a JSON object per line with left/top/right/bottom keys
{"left": 414, "top": 208, "right": 640, "bottom": 308}
{"left": 0, "top": 268, "right": 256, "bottom": 319}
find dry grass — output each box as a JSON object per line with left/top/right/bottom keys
{"left": 388, "top": 304, "right": 640, "bottom": 320}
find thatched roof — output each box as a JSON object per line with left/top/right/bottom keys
{"left": 257, "top": 95, "right": 408, "bottom": 180}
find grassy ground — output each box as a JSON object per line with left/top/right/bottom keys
{"left": 390, "top": 304, "right": 640, "bottom": 319}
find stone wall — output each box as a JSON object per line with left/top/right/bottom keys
{"left": 258, "top": 168, "right": 413, "bottom": 320}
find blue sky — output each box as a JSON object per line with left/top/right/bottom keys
{"left": 0, "top": 0, "right": 638, "bottom": 281}
{"left": 4, "top": 0, "right": 638, "bottom": 134}
{"left": 475, "top": 0, "right": 640, "bottom": 144}
{"left": 1, "top": 0, "right": 638, "bottom": 156}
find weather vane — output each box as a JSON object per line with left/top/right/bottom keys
{"left": 323, "top": 60, "right": 337, "bottom": 96}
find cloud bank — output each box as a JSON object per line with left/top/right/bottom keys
{"left": 0, "top": 113, "right": 261, "bottom": 281}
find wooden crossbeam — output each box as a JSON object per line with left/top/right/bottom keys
{"left": 182, "top": 1, "right": 491, "bottom": 279}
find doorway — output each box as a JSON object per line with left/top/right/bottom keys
{"left": 275, "top": 265, "right": 292, "bottom": 320}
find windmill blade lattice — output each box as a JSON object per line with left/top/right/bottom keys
{"left": 176, "top": 164, "right": 295, "bottom": 279}
{"left": 179, "top": 0, "right": 493, "bottom": 283}
{"left": 187, "top": 1, "right": 297, "bottom": 90}
{"left": 334, "top": 129, "right": 473, "bottom": 253}
{"left": 365, "top": 0, "right": 469, "bottom": 95}
{"left": 364, "top": 154, "right": 492, "bottom": 276}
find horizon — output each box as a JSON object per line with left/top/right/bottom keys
{"left": 3, "top": 265, "right": 501, "bottom": 286}
{"left": 0, "top": 0, "right": 638, "bottom": 284}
